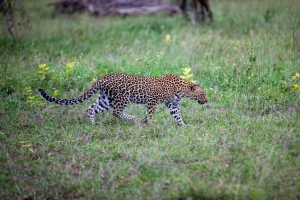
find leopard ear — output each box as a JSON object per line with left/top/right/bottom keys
{"left": 190, "top": 84, "right": 196, "bottom": 92}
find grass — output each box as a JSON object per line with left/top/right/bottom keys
{"left": 1, "top": 0, "right": 300, "bottom": 199}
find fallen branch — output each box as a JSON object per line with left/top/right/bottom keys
{"left": 107, "top": 5, "right": 180, "bottom": 16}
{"left": 47, "top": 0, "right": 181, "bottom": 16}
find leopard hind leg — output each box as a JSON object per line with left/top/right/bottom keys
{"left": 112, "top": 97, "right": 136, "bottom": 123}
{"left": 86, "top": 91, "right": 114, "bottom": 124}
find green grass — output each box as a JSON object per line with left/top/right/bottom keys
{"left": 1, "top": 0, "right": 300, "bottom": 199}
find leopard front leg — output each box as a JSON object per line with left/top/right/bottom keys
{"left": 141, "top": 100, "right": 159, "bottom": 124}
{"left": 165, "top": 98, "right": 186, "bottom": 127}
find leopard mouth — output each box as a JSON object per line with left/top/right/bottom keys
{"left": 198, "top": 100, "right": 208, "bottom": 105}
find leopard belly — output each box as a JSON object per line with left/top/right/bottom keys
{"left": 129, "top": 95, "right": 148, "bottom": 104}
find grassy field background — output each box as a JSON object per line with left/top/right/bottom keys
{"left": 1, "top": 0, "right": 300, "bottom": 199}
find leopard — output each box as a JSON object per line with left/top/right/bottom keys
{"left": 39, "top": 73, "right": 208, "bottom": 126}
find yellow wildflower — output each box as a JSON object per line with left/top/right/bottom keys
{"left": 27, "top": 96, "right": 35, "bottom": 101}
{"left": 293, "top": 84, "right": 299, "bottom": 90}
{"left": 38, "top": 102, "right": 45, "bottom": 107}
{"left": 248, "top": 73, "right": 254, "bottom": 79}
{"left": 39, "top": 63, "right": 49, "bottom": 71}
{"left": 18, "top": 141, "right": 31, "bottom": 147}
{"left": 53, "top": 90, "right": 59, "bottom": 97}
{"left": 18, "top": 141, "right": 28, "bottom": 144}
{"left": 182, "top": 67, "right": 191, "bottom": 75}
{"left": 292, "top": 72, "right": 299, "bottom": 80}
{"left": 38, "top": 63, "right": 49, "bottom": 79}
{"left": 165, "top": 34, "right": 171, "bottom": 42}
{"left": 25, "top": 87, "right": 32, "bottom": 93}
{"left": 39, "top": 63, "right": 46, "bottom": 69}
{"left": 66, "top": 62, "right": 74, "bottom": 70}
{"left": 180, "top": 67, "right": 196, "bottom": 83}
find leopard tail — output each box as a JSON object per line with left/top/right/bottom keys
{"left": 38, "top": 86, "right": 99, "bottom": 106}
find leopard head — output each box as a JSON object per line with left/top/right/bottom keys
{"left": 180, "top": 83, "right": 208, "bottom": 105}
{"left": 165, "top": 74, "right": 208, "bottom": 105}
